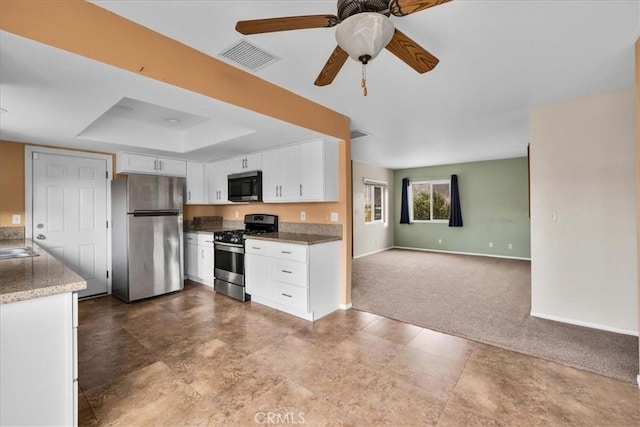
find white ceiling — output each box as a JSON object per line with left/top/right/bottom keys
{"left": 1, "top": 0, "right": 638, "bottom": 169}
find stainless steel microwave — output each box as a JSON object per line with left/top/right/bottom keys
{"left": 228, "top": 171, "right": 262, "bottom": 202}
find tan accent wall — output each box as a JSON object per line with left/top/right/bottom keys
{"left": 0, "top": 1, "right": 353, "bottom": 303}
{"left": 0, "top": 141, "right": 25, "bottom": 227}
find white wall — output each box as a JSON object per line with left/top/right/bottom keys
{"left": 530, "top": 88, "right": 638, "bottom": 334}
{"left": 352, "top": 161, "right": 394, "bottom": 258}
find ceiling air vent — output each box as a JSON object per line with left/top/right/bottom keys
{"left": 219, "top": 39, "right": 280, "bottom": 72}
{"left": 350, "top": 129, "right": 370, "bottom": 139}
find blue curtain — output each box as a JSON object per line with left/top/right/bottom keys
{"left": 400, "top": 178, "right": 411, "bottom": 224}
{"left": 449, "top": 174, "right": 463, "bottom": 227}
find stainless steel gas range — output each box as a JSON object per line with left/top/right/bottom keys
{"left": 213, "top": 214, "right": 278, "bottom": 301}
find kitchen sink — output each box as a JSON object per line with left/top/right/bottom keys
{"left": 0, "top": 247, "right": 40, "bottom": 260}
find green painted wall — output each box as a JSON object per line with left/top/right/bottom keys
{"left": 394, "top": 157, "right": 531, "bottom": 258}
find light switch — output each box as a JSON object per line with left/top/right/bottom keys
{"left": 330, "top": 212, "right": 339, "bottom": 222}
{"left": 12, "top": 214, "right": 21, "bottom": 225}
{"left": 550, "top": 211, "right": 557, "bottom": 222}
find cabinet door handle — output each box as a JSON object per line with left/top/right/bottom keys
{"left": 188, "top": 190, "right": 191, "bottom": 201}
{"left": 154, "top": 159, "right": 158, "bottom": 170}
{"left": 201, "top": 249, "right": 205, "bottom": 259}
{"left": 281, "top": 270, "right": 292, "bottom": 274}
{"left": 275, "top": 185, "right": 278, "bottom": 197}
{"left": 281, "top": 293, "right": 292, "bottom": 298}
{"left": 159, "top": 160, "right": 163, "bottom": 171}
{"left": 300, "top": 184, "right": 302, "bottom": 197}
{"left": 279, "top": 185, "right": 282, "bottom": 197}
{"left": 281, "top": 251, "right": 292, "bottom": 254}
{"left": 251, "top": 247, "right": 261, "bottom": 250}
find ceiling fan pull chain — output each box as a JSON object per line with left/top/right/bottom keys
{"left": 361, "top": 62, "right": 368, "bottom": 96}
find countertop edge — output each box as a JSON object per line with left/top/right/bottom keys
{"left": 0, "top": 280, "right": 86, "bottom": 304}
{"left": 245, "top": 234, "right": 342, "bottom": 246}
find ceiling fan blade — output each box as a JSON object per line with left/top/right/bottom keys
{"left": 385, "top": 29, "right": 439, "bottom": 73}
{"left": 314, "top": 46, "right": 349, "bottom": 86}
{"left": 236, "top": 15, "right": 339, "bottom": 35}
{"left": 389, "top": 0, "right": 452, "bottom": 16}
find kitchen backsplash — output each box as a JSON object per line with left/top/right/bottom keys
{"left": 222, "top": 219, "right": 342, "bottom": 237}
{"left": 0, "top": 227, "right": 25, "bottom": 240}
{"left": 190, "top": 216, "right": 223, "bottom": 229}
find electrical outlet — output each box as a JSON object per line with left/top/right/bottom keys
{"left": 330, "top": 212, "right": 339, "bottom": 222}
{"left": 438, "top": 238, "right": 442, "bottom": 244}
{"left": 489, "top": 242, "right": 493, "bottom": 248}
{"left": 12, "top": 214, "right": 21, "bottom": 225}
{"left": 550, "top": 211, "right": 557, "bottom": 222}
{"left": 235, "top": 211, "right": 239, "bottom": 219}
{"left": 508, "top": 243, "right": 513, "bottom": 250}
{"left": 300, "top": 211, "right": 306, "bottom": 221}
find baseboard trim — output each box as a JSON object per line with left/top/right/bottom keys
{"left": 353, "top": 247, "right": 393, "bottom": 259}
{"left": 530, "top": 311, "right": 639, "bottom": 336}
{"left": 392, "top": 246, "right": 531, "bottom": 261}
{"left": 339, "top": 303, "right": 352, "bottom": 310}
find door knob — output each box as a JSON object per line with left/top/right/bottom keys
{"left": 36, "top": 234, "right": 46, "bottom": 240}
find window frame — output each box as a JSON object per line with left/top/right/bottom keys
{"left": 409, "top": 179, "right": 451, "bottom": 224}
{"left": 364, "top": 183, "right": 386, "bottom": 225}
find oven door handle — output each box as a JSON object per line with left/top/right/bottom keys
{"left": 214, "top": 242, "right": 244, "bottom": 253}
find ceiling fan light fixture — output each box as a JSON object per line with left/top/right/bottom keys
{"left": 335, "top": 12, "right": 395, "bottom": 63}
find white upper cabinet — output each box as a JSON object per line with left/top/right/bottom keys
{"left": 299, "top": 139, "right": 338, "bottom": 202}
{"left": 231, "top": 153, "right": 262, "bottom": 174}
{"left": 158, "top": 158, "right": 188, "bottom": 176}
{"left": 116, "top": 152, "right": 186, "bottom": 177}
{"left": 262, "top": 139, "right": 338, "bottom": 203}
{"left": 185, "top": 162, "right": 205, "bottom": 204}
{"left": 206, "top": 159, "right": 232, "bottom": 204}
{"left": 262, "top": 144, "right": 300, "bottom": 202}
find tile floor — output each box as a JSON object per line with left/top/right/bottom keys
{"left": 78, "top": 281, "right": 640, "bottom": 426}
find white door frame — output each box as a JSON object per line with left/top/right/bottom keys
{"left": 25, "top": 146, "right": 113, "bottom": 294}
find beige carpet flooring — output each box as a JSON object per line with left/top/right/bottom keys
{"left": 352, "top": 249, "right": 638, "bottom": 383}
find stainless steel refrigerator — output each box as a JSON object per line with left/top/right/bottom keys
{"left": 111, "top": 174, "right": 184, "bottom": 302}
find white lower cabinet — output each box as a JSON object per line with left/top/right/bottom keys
{"left": 184, "top": 233, "right": 199, "bottom": 278}
{"left": 245, "top": 239, "right": 340, "bottom": 321}
{"left": 184, "top": 233, "right": 214, "bottom": 287}
{"left": 198, "top": 237, "right": 215, "bottom": 287}
{"left": 245, "top": 242, "right": 271, "bottom": 300}
{"left": 0, "top": 292, "right": 77, "bottom": 426}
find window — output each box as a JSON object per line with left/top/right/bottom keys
{"left": 410, "top": 180, "right": 451, "bottom": 222}
{"left": 364, "top": 184, "right": 384, "bottom": 223}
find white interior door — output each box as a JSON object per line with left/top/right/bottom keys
{"left": 32, "top": 152, "right": 108, "bottom": 298}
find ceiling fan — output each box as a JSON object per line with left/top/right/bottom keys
{"left": 235, "top": 0, "right": 451, "bottom": 94}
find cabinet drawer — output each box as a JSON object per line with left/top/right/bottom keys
{"left": 272, "top": 281, "right": 308, "bottom": 312}
{"left": 245, "top": 239, "right": 273, "bottom": 255}
{"left": 197, "top": 233, "right": 214, "bottom": 246}
{"left": 184, "top": 233, "right": 197, "bottom": 244}
{"left": 271, "top": 259, "right": 307, "bottom": 287}
{"left": 272, "top": 242, "right": 307, "bottom": 263}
